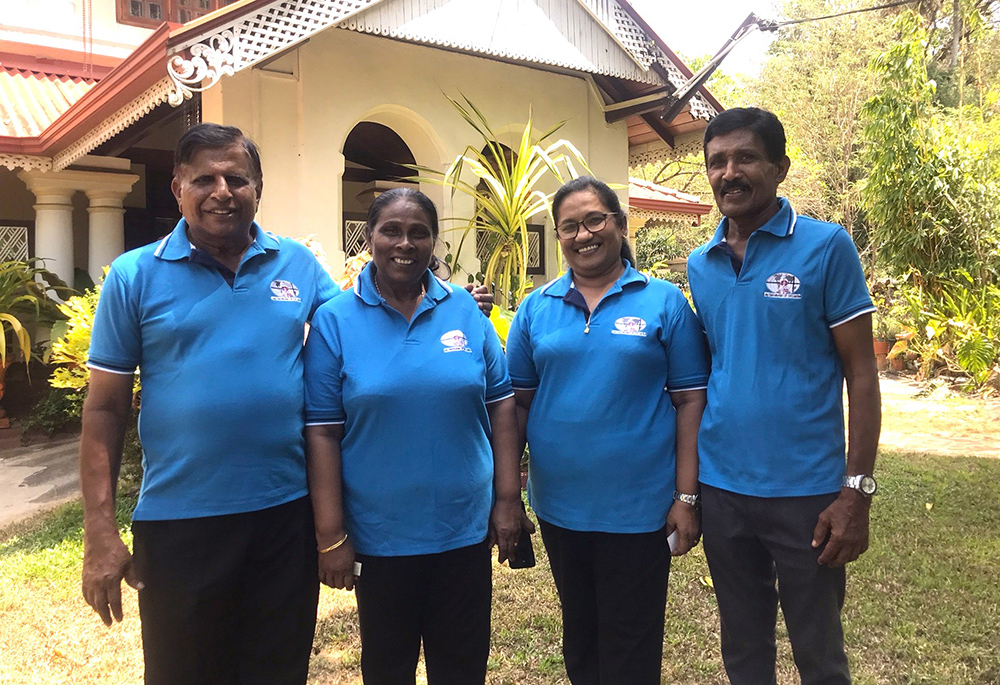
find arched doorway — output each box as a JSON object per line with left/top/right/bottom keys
{"left": 341, "top": 122, "right": 418, "bottom": 257}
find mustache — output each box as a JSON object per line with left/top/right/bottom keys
{"left": 720, "top": 180, "right": 751, "bottom": 194}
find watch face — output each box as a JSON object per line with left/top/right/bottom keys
{"left": 860, "top": 476, "right": 877, "bottom": 495}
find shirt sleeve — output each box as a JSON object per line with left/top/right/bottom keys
{"left": 87, "top": 264, "right": 141, "bottom": 375}
{"left": 481, "top": 312, "right": 513, "bottom": 404}
{"left": 303, "top": 306, "right": 346, "bottom": 425}
{"left": 823, "top": 228, "right": 875, "bottom": 327}
{"left": 663, "top": 291, "right": 711, "bottom": 392}
{"left": 505, "top": 302, "right": 538, "bottom": 391}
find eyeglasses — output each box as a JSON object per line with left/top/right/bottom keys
{"left": 555, "top": 212, "right": 617, "bottom": 239}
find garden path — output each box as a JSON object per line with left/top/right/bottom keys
{"left": 877, "top": 374, "right": 1000, "bottom": 459}
{"left": 0, "top": 434, "right": 80, "bottom": 529}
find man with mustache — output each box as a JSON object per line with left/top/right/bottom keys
{"left": 686, "top": 107, "right": 881, "bottom": 684}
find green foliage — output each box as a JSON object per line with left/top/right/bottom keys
{"left": 0, "top": 259, "right": 71, "bottom": 369}
{"left": 860, "top": 11, "right": 1000, "bottom": 291}
{"left": 36, "top": 277, "right": 144, "bottom": 472}
{"left": 18, "top": 386, "right": 85, "bottom": 437}
{"left": 750, "top": 0, "right": 899, "bottom": 236}
{"left": 49, "top": 282, "right": 102, "bottom": 391}
{"left": 412, "top": 95, "right": 592, "bottom": 309}
{"left": 903, "top": 272, "right": 1000, "bottom": 389}
{"left": 635, "top": 221, "right": 712, "bottom": 270}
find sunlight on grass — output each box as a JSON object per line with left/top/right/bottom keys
{"left": 3, "top": 451, "right": 999, "bottom": 684}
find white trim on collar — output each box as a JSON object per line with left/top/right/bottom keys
{"left": 153, "top": 235, "right": 171, "bottom": 257}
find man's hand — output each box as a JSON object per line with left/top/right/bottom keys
{"left": 465, "top": 284, "right": 494, "bottom": 316}
{"left": 317, "top": 537, "right": 356, "bottom": 591}
{"left": 812, "top": 489, "right": 871, "bottom": 567}
{"left": 666, "top": 501, "right": 700, "bottom": 556}
{"left": 82, "top": 528, "right": 141, "bottom": 626}
{"left": 489, "top": 496, "right": 522, "bottom": 564}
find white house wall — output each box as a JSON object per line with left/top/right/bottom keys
{"left": 205, "top": 28, "right": 628, "bottom": 285}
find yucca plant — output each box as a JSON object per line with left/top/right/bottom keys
{"left": 411, "top": 95, "right": 593, "bottom": 309}
{"left": 0, "top": 259, "right": 71, "bottom": 371}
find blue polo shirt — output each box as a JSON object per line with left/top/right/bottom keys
{"left": 687, "top": 198, "right": 875, "bottom": 498}
{"left": 88, "top": 219, "right": 339, "bottom": 520}
{"left": 304, "top": 263, "right": 512, "bottom": 557}
{"left": 506, "top": 263, "right": 710, "bottom": 533}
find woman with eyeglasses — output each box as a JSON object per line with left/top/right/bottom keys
{"left": 505, "top": 176, "right": 710, "bottom": 684}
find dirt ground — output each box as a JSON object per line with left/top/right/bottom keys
{"left": 877, "top": 373, "right": 1000, "bottom": 458}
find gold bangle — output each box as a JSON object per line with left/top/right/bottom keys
{"left": 318, "top": 534, "right": 348, "bottom": 554}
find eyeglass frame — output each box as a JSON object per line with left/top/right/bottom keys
{"left": 554, "top": 212, "right": 620, "bottom": 240}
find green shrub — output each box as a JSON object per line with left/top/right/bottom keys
{"left": 36, "top": 277, "right": 144, "bottom": 477}
{"left": 19, "top": 386, "right": 85, "bottom": 438}
{"left": 903, "top": 273, "right": 1000, "bottom": 390}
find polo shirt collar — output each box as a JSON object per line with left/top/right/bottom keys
{"left": 354, "top": 262, "right": 452, "bottom": 306}
{"left": 152, "top": 218, "right": 277, "bottom": 262}
{"left": 702, "top": 197, "right": 797, "bottom": 254}
{"left": 540, "top": 260, "right": 649, "bottom": 299}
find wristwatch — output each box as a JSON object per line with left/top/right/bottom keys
{"left": 842, "top": 474, "right": 878, "bottom": 496}
{"left": 673, "top": 490, "right": 700, "bottom": 507}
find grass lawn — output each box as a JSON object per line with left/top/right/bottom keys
{"left": 2, "top": 450, "right": 999, "bottom": 684}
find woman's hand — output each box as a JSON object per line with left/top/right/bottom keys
{"left": 666, "top": 501, "right": 700, "bottom": 557}
{"left": 489, "top": 496, "right": 523, "bottom": 564}
{"left": 317, "top": 537, "right": 356, "bottom": 591}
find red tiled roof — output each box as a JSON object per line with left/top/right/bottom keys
{"left": 0, "top": 67, "right": 98, "bottom": 138}
{"left": 628, "top": 177, "right": 713, "bottom": 216}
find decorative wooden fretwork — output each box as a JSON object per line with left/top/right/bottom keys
{"left": 166, "top": 0, "right": 717, "bottom": 121}
{"left": 54, "top": 78, "right": 176, "bottom": 170}
{"left": 343, "top": 219, "right": 367, "bottom": 257}
{"left": 0, "top": 226, "right": 29, "bottom": 261}
{"left": 0, "top": 155, "right": 52, "bottom": 172}
{"left": 167, "top": 0, "right": 383, "bottom": 105}
{"left": 628, "top": 138, "right": 705, "bottom": 170}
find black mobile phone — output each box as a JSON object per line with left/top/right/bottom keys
{"left": 508, "top": 501, "right": 536, "bottom": 569}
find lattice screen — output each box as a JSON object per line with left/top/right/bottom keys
{"left": 343, "top": 220, "right": 367, "bottom": 257}
{"left": 0, "top": 226, "right": 29, "bottom": 261}
{"left": 476, "top": 227, "right": 544, "bottom": 275}
{"left": 229, "top": 0, "right": 377, "bottom": 69}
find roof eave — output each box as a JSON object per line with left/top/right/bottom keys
{"left": 615, "top": 0, "right": 726, "bottom": 115}
{"left": 0, "top": 22, "right": 172, "bottom": 157}
{"left": 629, "top": 196, "right": 713, "bottom": 215}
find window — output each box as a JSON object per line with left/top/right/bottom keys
{"left": 117, "top": 0, "right": 239, "bottom": 27}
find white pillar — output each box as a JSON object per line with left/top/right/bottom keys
{"left": 31, "top": 188, "right": 76, "bottom": 286}
{"left": 86, "top": 190, "right": 128, "bottom": 279}
{"left": 20, "top": 166, "right": 138, "bottom": 286}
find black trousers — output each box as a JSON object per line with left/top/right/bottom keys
{"left": 538, "top": 519, "right": 671, "bottom": 685}
{"left": 131, "top": 496, "right": 320, "bottom": 685}
{"left": 701, "top": 484, "right": 850, "bottom": 685}
{"left": 354, "top": 539, "right": 492, "bottom": 685}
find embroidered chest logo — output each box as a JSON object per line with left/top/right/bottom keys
{"left": 612, "top": 316, "right": 647, "bottom": 337}
{"left": 270, "top": 280, "right": 301, "bottom": 302}
{"left": 441, "top": 330, "right": 472, "bottom": 353}
{"left": 763, "top": 273, "right": 802, "bottom": 300}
